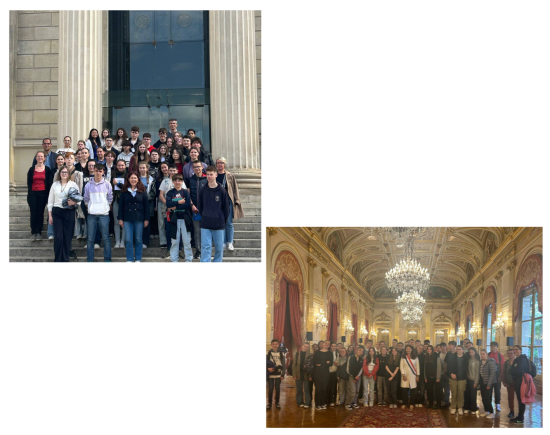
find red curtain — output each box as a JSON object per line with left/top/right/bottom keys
{"left": 273, "top": 279, "right": 288, "bottom": 343}
{"left": 352, "top": 314, "right": 358, "bottom": 345}
{"left": 328, "top": 302, "right": 339, "bottom": 342}
{"left": 287, "top": 282, "right": 303, "bottom": 350}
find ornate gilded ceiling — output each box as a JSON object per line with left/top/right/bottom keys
{"left": 315, "top": 227, "right": 515, "bottom": 300}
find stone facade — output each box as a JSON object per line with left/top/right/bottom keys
{"left": 255, "top": 10, "right": 261, "bottom": 149}
{"left": 10, "top": 11, "right": 59, "bottom": 190}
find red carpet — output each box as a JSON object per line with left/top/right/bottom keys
{"left": 338, "top": 406, "right": 448, "bottom": 428}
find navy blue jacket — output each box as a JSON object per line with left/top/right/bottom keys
{"left": 117, "top": 190, "right": 149, "bottom": 222}
{"left": 197, "top": 182, "right": 230, "bottom": 230}
{"left": 27, "top": 166, "right": 53, "bottom": 195}
{"left": 188, "top": 174, "right": 208, "bottom": 205}
{"left": 165, "top": 188, "right": 191, "bottom": 218}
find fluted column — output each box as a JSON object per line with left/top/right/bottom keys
{"left": 58, "top": 11, "right": 102, "bottom": 146}
{"left": 209, "top": 11, "right": 260, "bottom": 187}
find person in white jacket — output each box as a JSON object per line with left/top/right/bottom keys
{"left": 83, "top": 163, "right": 113, "bottom": 262}
{"left": 400, "top": 345, "right": 420, "bottom": 410}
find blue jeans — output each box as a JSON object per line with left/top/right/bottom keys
{"left": 124, "top": 220, "right": 144, "bottom": 261}
{"left": 296, "top": 378, "right": 312, "bottom": 407}
{"left": 87, "top": 214, "right": 111, "bottom": 262}
{"left": 170, "top": 220, "right": 193, "bottom": 262}
{"left": 224, "top": 199, "right": 234, "bottom": 244}
{"left": 200, "top": 228, "right": 224, "bottom": 262}
{"left": 47, "top": 222, "right": 54, "bottom": 238}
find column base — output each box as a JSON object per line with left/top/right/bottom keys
{"left": 229, "top": 168, "right": 261, "bottom": 190}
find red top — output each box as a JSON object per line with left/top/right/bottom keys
{"left": 176, "top": 162, "right": 184, "bottom": 175}
{"left": 31, "top": 168, "right": 46, "bottom": 191}
{"left": 362, "top": 357, "right": 380, "bottom": 381}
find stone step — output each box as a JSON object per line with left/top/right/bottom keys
{"left": 9, "top": 256, "right": 261, "bottom": 263}
{"left": 9, "top": 221, "right": 261, "bottom": 232}
{"left": 10, "top": 246, "right": 261, "bottom": 259}
{"left": 8, "top": 215, "right": 262, "bottom": 224}
{"left": 9, "top": 238, "right": 261, "bottom": 249}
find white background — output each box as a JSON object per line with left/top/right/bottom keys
{"left": 1, "top": 1, "right": 549, "bottom": 434}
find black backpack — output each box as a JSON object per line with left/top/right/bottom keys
{"left": 527, "top": 357, "right": 538, "bottom": 378}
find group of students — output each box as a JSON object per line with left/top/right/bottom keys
{"left": 267, "top": 337, "right": 537, "bottom": 424}
{"left": 26, "top": 119, "right": 243, "bottom": 262}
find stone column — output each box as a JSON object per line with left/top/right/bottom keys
{"left": 9, "top": 11, "right": 17, "bottom": 193}
{"left": 209, "top": 10, "right": 261, "bottom": 188}
{"left": 57, "top": 11, "right": 102, "bottom": 146}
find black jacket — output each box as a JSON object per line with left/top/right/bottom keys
{"left": 511, "top": 354, "right": 530, "bottom": 381}
{"left": 197, "top": 182, "right": 230, "bottom": 230}
{"left": 117, "top": 190, "right": 149, "bottom": 222}
{"left": 27, "top": 166, "right": 53, "bottom": 195}
{"left": 346, "top": 354, "right": 364, "bottom": 378}
{"left": 188, "top": 174, "right": 208, "bottom": 204}
{"left": 447, "top": 353, "right": 468, "bottom": 381}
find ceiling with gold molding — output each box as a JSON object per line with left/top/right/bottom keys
{"left": 313, "top": 227, "right": 515, "bottom": 299}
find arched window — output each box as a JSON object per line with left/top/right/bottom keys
{"left": 485, "top": 305, "right": 495, "bottom": 352}
{"left": 521, "top": 284, "right": 542, "bottom": 375}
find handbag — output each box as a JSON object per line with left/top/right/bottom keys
{"left": 329, "top": 365, "right": 337, "bottom": 373}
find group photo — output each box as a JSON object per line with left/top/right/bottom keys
{"left": 265, "top": 227, "right": 542, "bottom": 428}
{"left": 9, "top": 10, "right": 261, "bottom": 262}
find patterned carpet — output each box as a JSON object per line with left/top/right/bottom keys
{"left": 338, "top": 406, "right": 448, "bottom": 428}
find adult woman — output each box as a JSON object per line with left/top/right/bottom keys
{"left": 362, "top": 347, "right": 379, "bottom": 407}
{"left": 27, "top": 151, "right": 53, "bottom": 240}
{"left": 129, "top": 142, "right": 150, "bottom": 173}
{"left": 336, "top": 348, "right": 349, "bottom": 405}
{"left": 100, "top": 128, "right": 110, "bottom": 147}
{"left": 114, "top": 127, "right": 128, "bottom": 152}
{"left": 215, "top": 157, "right": 244, "bottom": 250}
{"left": 313, "top": 341, "right": 333, "bottom": 410}
{"left": 424, "top": 345, "right": 443, "bottom": 409}
{"left": 168, "top": 148, "right": 185, "bottom": 175}
{"left": 158, "top": 143, "right": 168, "bottom": 162}
{"left": 117, "top": 172, "right": 149, "bottom": 262}
{"left": 111, "top": 160, "right": 127, "bottom": 248}
{"left": 182, "top": 147, "right": 206, "bottom": 185}
{"left": 479, "top": 349, "right": 497, "bottom": 419}
{"left": 386, "top": 347, "right": 401, "bottom": 408}
{"left": 464, "top": 347, "right": 480, "bottom": 414}
{"left": 156, "top": 162, "right": 170, "bottom": 248}
{"left": 400, "top": 345, "right": 420, "bottom": 409}
{"left": 85, "top": 128, "right": 102, "bottom": 159}
{"left": 138, "top": 161, "right": 155, "bottom": 249}
{"left": 47, "top": 165, "right": 81, "bottom": 261}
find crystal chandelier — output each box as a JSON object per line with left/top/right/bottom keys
{"left": 493, "top": 312, "right": 506, "bottom": 336}
{"left": 456, "top": 325, "right": 465, "bottom": 339}
{"left": 408, "top": 330, "right": 417, "bottom": 336}
{"left": 360, "top": 325, "right": 368, "bottom": 337}
{"left": 385, "top": 239, "right": 430, "bottom": 295}
{"left": 370, "top": 328, "right": 377, "bottom": 338}
{"left": 396, "top": 290, "right": 426, "bottom": 313}
{"left": 435, "top": 330, "right": 444, "bottom": 336}
{"left": 315, "top": 309, "right": 328, "bottom": 331}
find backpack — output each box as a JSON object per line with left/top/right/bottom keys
{"left": 305, "top": 353, "right": 315, "bottom": 376}
{"left": 527, "top": 358, "right": 537, "bottom": 378}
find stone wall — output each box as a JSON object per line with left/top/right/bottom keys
{"left": 12, "top": 10, "right": 59, "bottom": 187}
{"left": 255, "top": 10, "right": 261, "bottom": 151}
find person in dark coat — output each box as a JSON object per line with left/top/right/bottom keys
{"left": 117, "top": 172, "right": 149, "bottom": 262}
{"left": 27, "top": 151, "right": 53, "bottom": 240}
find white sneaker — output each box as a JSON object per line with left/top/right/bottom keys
{"left": 83, "top": 245, "right": 87, "bottom": 248}
{"left": 94, "top": 244, "right": 100, "bottom": 249}
{"left": 135, "top": 261, "right": 141, "bottom": 263}
{"left": 479, "top": 412, "right": 487, "bottom": 417}
{"left": 227, "top": 242, "right": 234, "bottom": 250}
{"left": 126, "top": 261, "right": 132, "bottom": 263}
{"left": 142, "top": 244, "right": 147, "bottom": 249}
{"left": 450, "top": 409, "right": 456, "bottom": 415}
{"left": 48, "top": 236, "right": 54, "bottom": 240}
{"left": 464, "top": 409, "right": 470, "bottom": 414}
{"left": 76, "top": 235, "right": 83, "bottom": 239}
{"left": 363, "top": 403, "right": 368, "bottom": 407}
{"left": 120, "top": 243, "right": 125, "bottom": 248}
{"left": 458, "top": 408, "right": 463, "bottom": 415}
{"left": 485, "top": 413, "right": 494, "bottom": 419}
{"left": 115, "top": 242, "right": 120, "bottom": 248}
{"left": 496, "top": 404, "right": 501, "bottom": 412}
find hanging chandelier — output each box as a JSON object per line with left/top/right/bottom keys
{"left": 345, "top": 319, "right": 354, "bottom": 334}
{"left": 456, "top": 325, "right": 465, "bottom": 339}
{"left": 469, "top": 321, "right": 480, "bottom": 339}
{"left": 315, "top": 309, "right": 328, "bottom": 331}
{"left": 396, "top": 290, "right": 426, "bottom": 313}
{"left": 385, "top": 239, "right": 430, "bottom": 295}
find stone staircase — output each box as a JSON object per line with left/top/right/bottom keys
{"left": 9, "top": 189, "right": 261, "bottom": 262}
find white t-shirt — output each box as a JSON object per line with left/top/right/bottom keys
{"left": 268, "top": 351, "right": 282, "bottom": 379}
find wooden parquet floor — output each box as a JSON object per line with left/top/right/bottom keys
{"left": 266, "top": 377, "right": 543, "bottom": 428}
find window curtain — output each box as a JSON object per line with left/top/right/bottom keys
{"left": 287, "top": 282, "right": 303, "bottom": 351}
{"left": 273, "top": 279, "right": 288, "bottom": 343}
{"left": 273, "top": 279, "right": 302, "bottom": 351}
{"left": 352, "top": 314, "right": 358, "bottom": 345}
{"left": 327, "top": 302, "right": 339, "bottom": 342}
